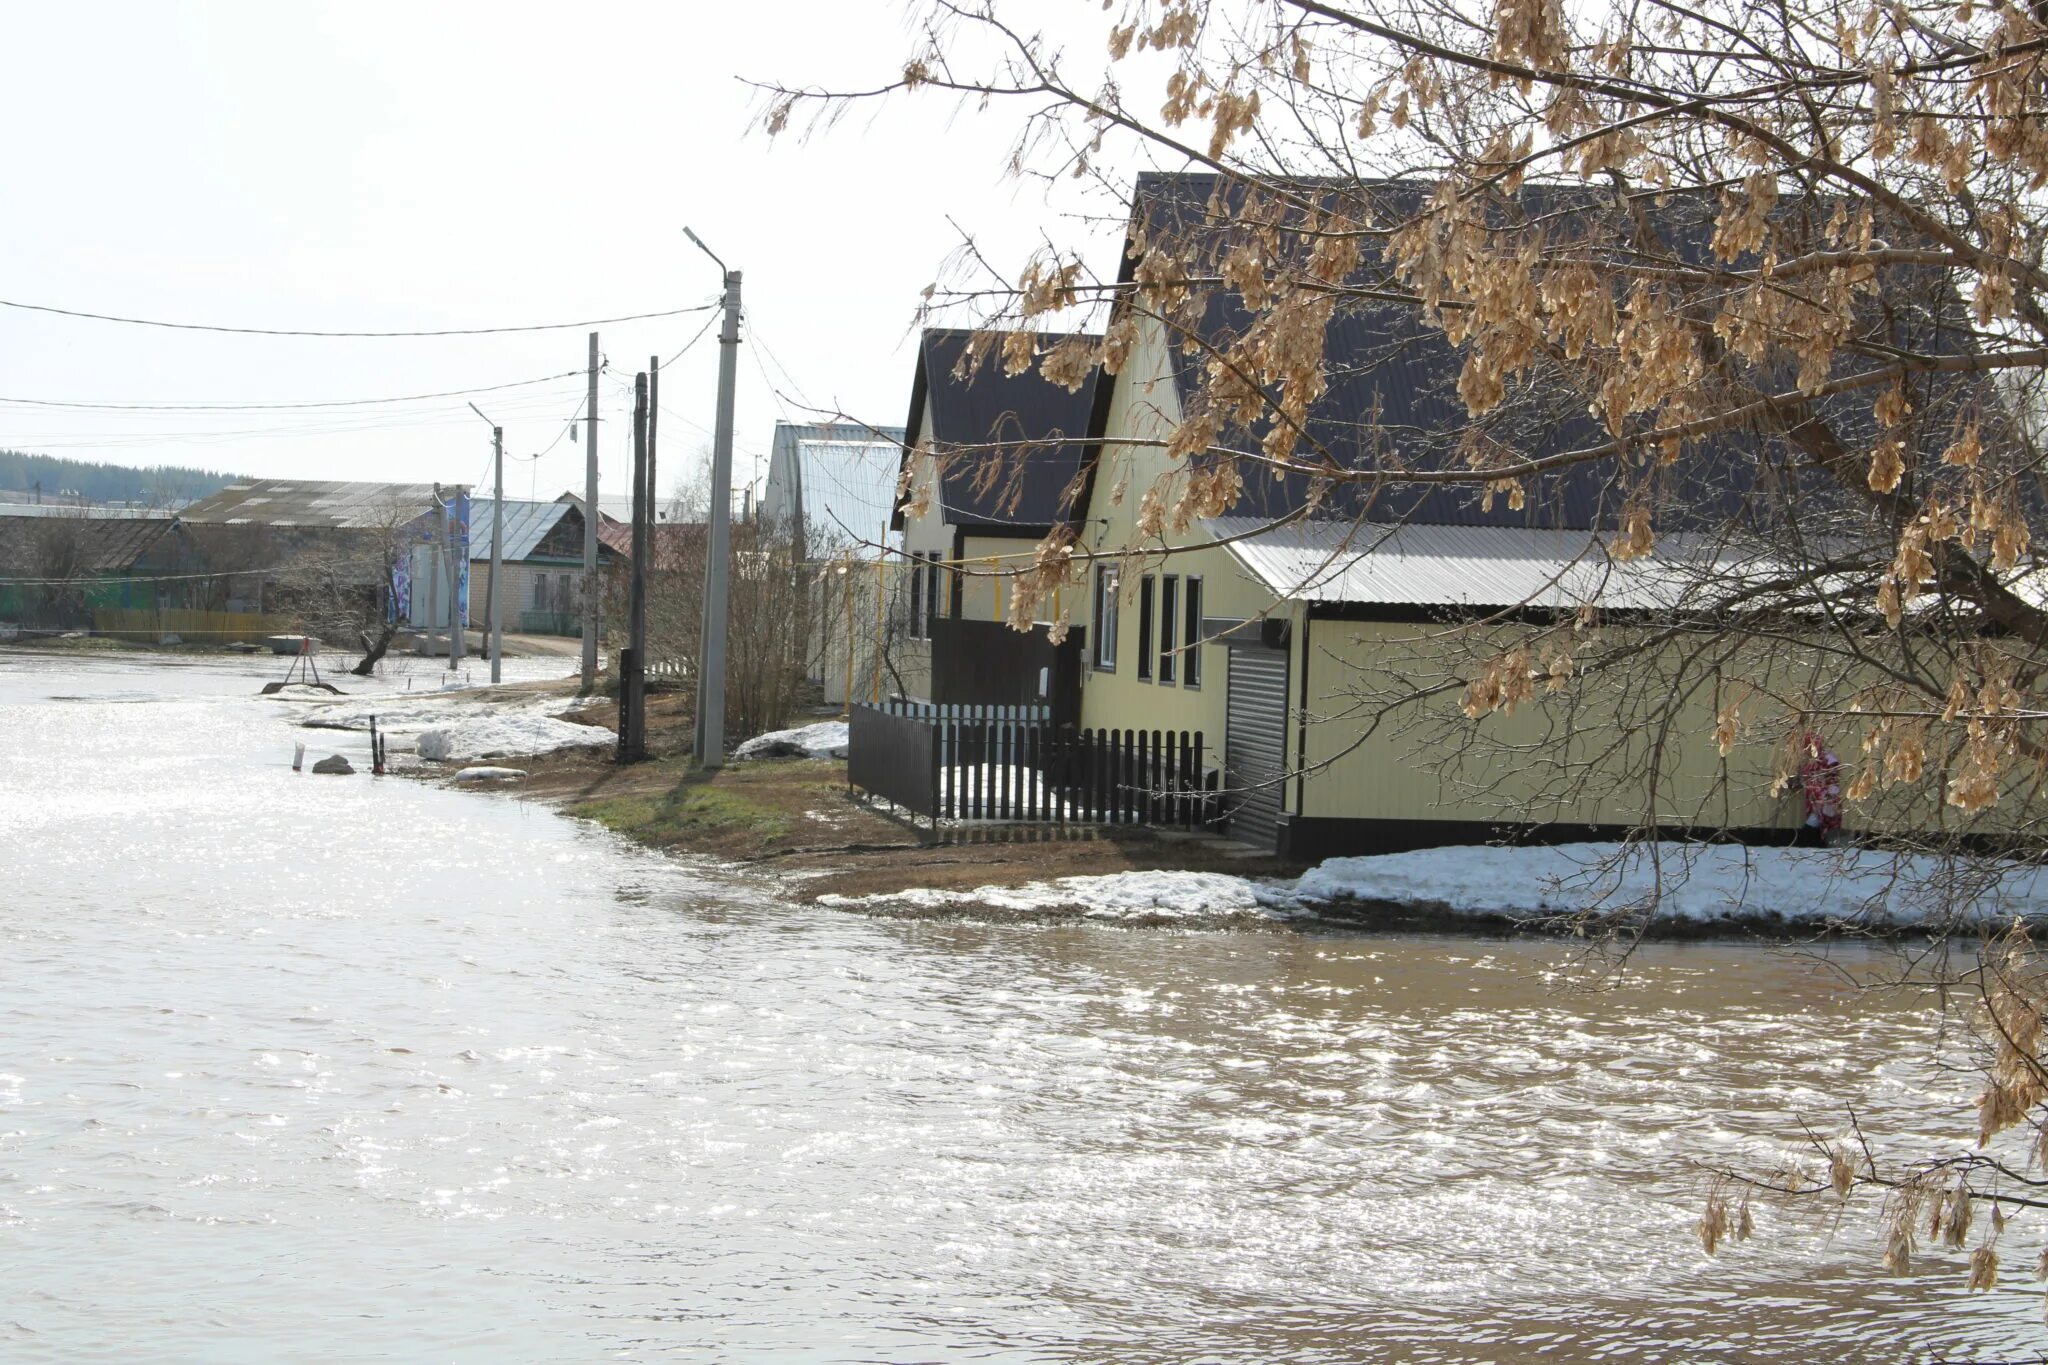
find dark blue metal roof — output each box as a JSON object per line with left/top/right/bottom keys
{"left": 904, "top": 328, "right": 1100, "bottom": 531}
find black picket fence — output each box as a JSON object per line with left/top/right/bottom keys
{"left": 848, "top": 704, "right": 1219, "bottom": 830}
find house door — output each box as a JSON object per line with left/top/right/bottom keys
{"left": 1224, "top": 642, "right": 1289, "bottom": 850}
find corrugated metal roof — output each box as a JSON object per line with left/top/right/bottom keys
{"left": 795, "top": 439, "right": 902, "bottom": 552}
{"left": 468, "top": 499, "right": 571, "bottom": 562}
{"left": 1130, "top": 173, "right": 1978, "bottom": 532}
{"left": 1206, "top": 516, "right": 1763, "bottom": 612}
{"left": 179, "top": 479, "right": 446, "bottom": 528}
{"left": 910, "top": 329, "right": 1098, "bottom": 530}
{"left": 0, "top": 514, "right": 177, "bottom": 575}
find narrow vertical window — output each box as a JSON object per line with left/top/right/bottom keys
{"left": 1136, "top": 574, "right": 1155, "bottom": 682}
{"left": 1182, "top": 576, "right": 1203, "bottom": 689}
{"left": 926, "top": 557, "right": 942, "bottom": 626}
{"left": 1159, "top": 575, "right": 1179, "bottom": 684}
{"left": 1093, "top": 565, "right": 1119, "bottom": 670}
{"left": 909, "top": 553, "right": 925, "bottom": 640}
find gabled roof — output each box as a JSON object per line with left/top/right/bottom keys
{"left": 469, "top": 499, "right": 575, "bottom": 562}
{"left": 179, "top": 479, "right": 448, "bottom": 529}
{"left": 792, "top": 437, "right": 902, "bottom": 551}
{"left": 598, "top": 518, "right": 703, "bottom": 568}
{"left": 1110, "top": 173, "right": 1976, "bottom": 534}
{"left": 0, "top": 514, "right": 178, "bottom": 575}
{"left": 898, "top": 328, "right": 1100, "bottom": 532}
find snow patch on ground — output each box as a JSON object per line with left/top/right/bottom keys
{"left": 302, "top": 692, "right": 607, "bottom": 762}
{"left": 734, "top": 721, "right": 849, "bottom": 760}
{"left": 820, "top": 869, "right": 1309, "bottom": 924}
{"left": 453, "top": 766, "right": 528, "bottom": 782}
{"left": 1295, "top": 841, "right": 2048, "bottom": 926}
{"left": 821, "top": 841, "right": 2048, "bottom": 930}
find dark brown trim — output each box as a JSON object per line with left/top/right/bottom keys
{"left": 1294, "top": 611, "right": 1310, "bottom": 818}
{"left": 1274, "top": 816, "right": 1803, "bottom": 863}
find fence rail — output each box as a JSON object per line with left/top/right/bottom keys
{"left": 849, "top": 703, "right": 1217, "bottom": 831}
{"left": 93, "top": 607, "right": 293, "bottom": 641}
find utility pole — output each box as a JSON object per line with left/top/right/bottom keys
{"left": 618, "top": 372, "right": 650, "bottom": 763}
{"left": 468, "top": 403, "right": 504, "bottom": 685}
{"left": 647, "top": 355, "right": 660, "bottom": 527}
{"left": 446, "top": 487, "right": 464, "bottom": 670}
{"left": 687, "top": 227, "right": 741, "bottom": 769}
{"left": 581, "top": 331, "right": 600, "bottom": 691}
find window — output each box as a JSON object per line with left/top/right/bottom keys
{"left": 532, "top": 572, "right": 548, "bottom": 608}
{"left": 908, "top": 553, "right": 926, "bottom": 640}
{"left": 1093, "top": 565, "right": 1120, "bottom": 670}
{"left": 926, "top": 556, "right": 943, "bottom": 626}
{"left": 1136, "top": 574, "right": 1155, "bottom": 682}
{"left": 1159, "top": 575, "right": 1179, "bottom": 684}
{"left": 1183, "top": 576, "right": 1203, "bottom": 689}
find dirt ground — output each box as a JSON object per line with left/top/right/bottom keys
{"left": 444, "top": 680, "right": 1301, "bottom": 901}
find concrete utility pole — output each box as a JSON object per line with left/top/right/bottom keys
{"left": 581, "top": 331, "right": 600, "bottom": 691}
{"left": 687, "top": 227, "right": 741, "bottom": 769}
{"left": 446, "top": 487, "right": 464, "bottom": 670}
{"left": 618, "top": 372, "right": 650, "bottom": 763}
{"left": 468, "top": 403, "right": 504, "bottom": 685}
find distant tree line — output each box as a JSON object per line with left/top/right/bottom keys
{"left": 0, "top": 450, "right": 246, "bottom": 508}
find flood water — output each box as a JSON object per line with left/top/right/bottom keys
{"left": 2, "top": 650, "right": 2040, "bottom": 1362}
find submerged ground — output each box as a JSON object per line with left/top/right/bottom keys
{"left": 3, "top": 648, "right": 2041, "bottom": 1362}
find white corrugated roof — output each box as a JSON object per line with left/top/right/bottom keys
{"left": 795, "top": 439, "right": 901, "bottom": 553}
{"left": 470, "top": 498, "right": 573, "bottom": 562}
{"left": 1205, "top": 517, "right": 1752, "bottom": 612}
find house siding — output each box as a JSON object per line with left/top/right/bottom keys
{"left": 1075, "top": 314, "right": 1273, "bottom": 780}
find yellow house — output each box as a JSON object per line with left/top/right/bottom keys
{"left": 1059, "top": 172, "right": 1965, "bottom": 857}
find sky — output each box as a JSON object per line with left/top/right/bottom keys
{"left": 0, "top": 1, "right": 1138, "bottom": 507}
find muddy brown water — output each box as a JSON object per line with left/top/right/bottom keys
{"left": 2, "top": 652, "right": 2039, "bottom": 1362}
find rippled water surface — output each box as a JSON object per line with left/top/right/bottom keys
{"left": 3, "top": 650, "right": 2041, "bottom": 1362}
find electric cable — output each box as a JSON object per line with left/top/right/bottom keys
{"left": 0, "top": 370, "right": 584, "bottom": 413}
{"left": 0, "top": 297, "right": 718, "bottom": 338}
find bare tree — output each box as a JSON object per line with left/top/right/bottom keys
{"left": 270, "top": 500, "right": 416, "bottom": 676}
{"left": 620, "top": 469, "right": 813, "bottom": 742}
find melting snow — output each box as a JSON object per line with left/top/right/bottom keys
{"left": 821, "top": 841, "right": 2048, "bottom": 930}
{"left": 733, "top": 721, "right": 850, "bottom": 760}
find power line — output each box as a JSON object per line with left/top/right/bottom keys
{"left": 660, "top": 311, "right": 721, "bottom": 369}
{"left": 0, "top": 297, "right": 718, "bottom": 339}
{"left": 0, "top": 370, "right": 584, "bottom": 413}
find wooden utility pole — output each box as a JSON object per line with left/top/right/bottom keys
{"left": 581, "top": 331, "right": 600, "bottom": 691}
{"left": 647, "top": 355, "right": 660, "bottom": 529}
{"left": 617, "top": 372, "right": 649, "bottom": 762}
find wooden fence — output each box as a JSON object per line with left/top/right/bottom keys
{"left": 93, "top": 607, "right": 293, "bottom": 642}
{"left": 849, "top": 703, "right": 1218, "bottom": 830}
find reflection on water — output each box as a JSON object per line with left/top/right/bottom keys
{"left": 0, "top": 652, "right": 2037, "bottom": 1362}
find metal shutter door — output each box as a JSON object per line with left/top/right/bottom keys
{"left": 1225, "top": 643, "right": 1289, "bottom": 850}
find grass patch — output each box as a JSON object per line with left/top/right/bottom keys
{"left": 572, "top": 779, "right": 793, "bottom": 851}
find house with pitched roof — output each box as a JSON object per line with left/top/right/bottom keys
{"left": 1057, "top": 173, "right": 1980, "bottom": 855}
{"left": 892, "top": 329, "right": 1100, "bottom": 716}
{"left": 466, "top": 497, "right": 616, "bottom": 637}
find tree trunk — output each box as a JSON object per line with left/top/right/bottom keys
{"left": 352, "top": 623, "right": 398, "bottom": 677}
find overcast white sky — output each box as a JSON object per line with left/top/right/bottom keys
{"left": 0, "top": 2, "right": 1140, "bottom": 504}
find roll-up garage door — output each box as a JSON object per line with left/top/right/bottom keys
{"left": 1224, "top": 643, "right": 1289, "bottom": 850}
